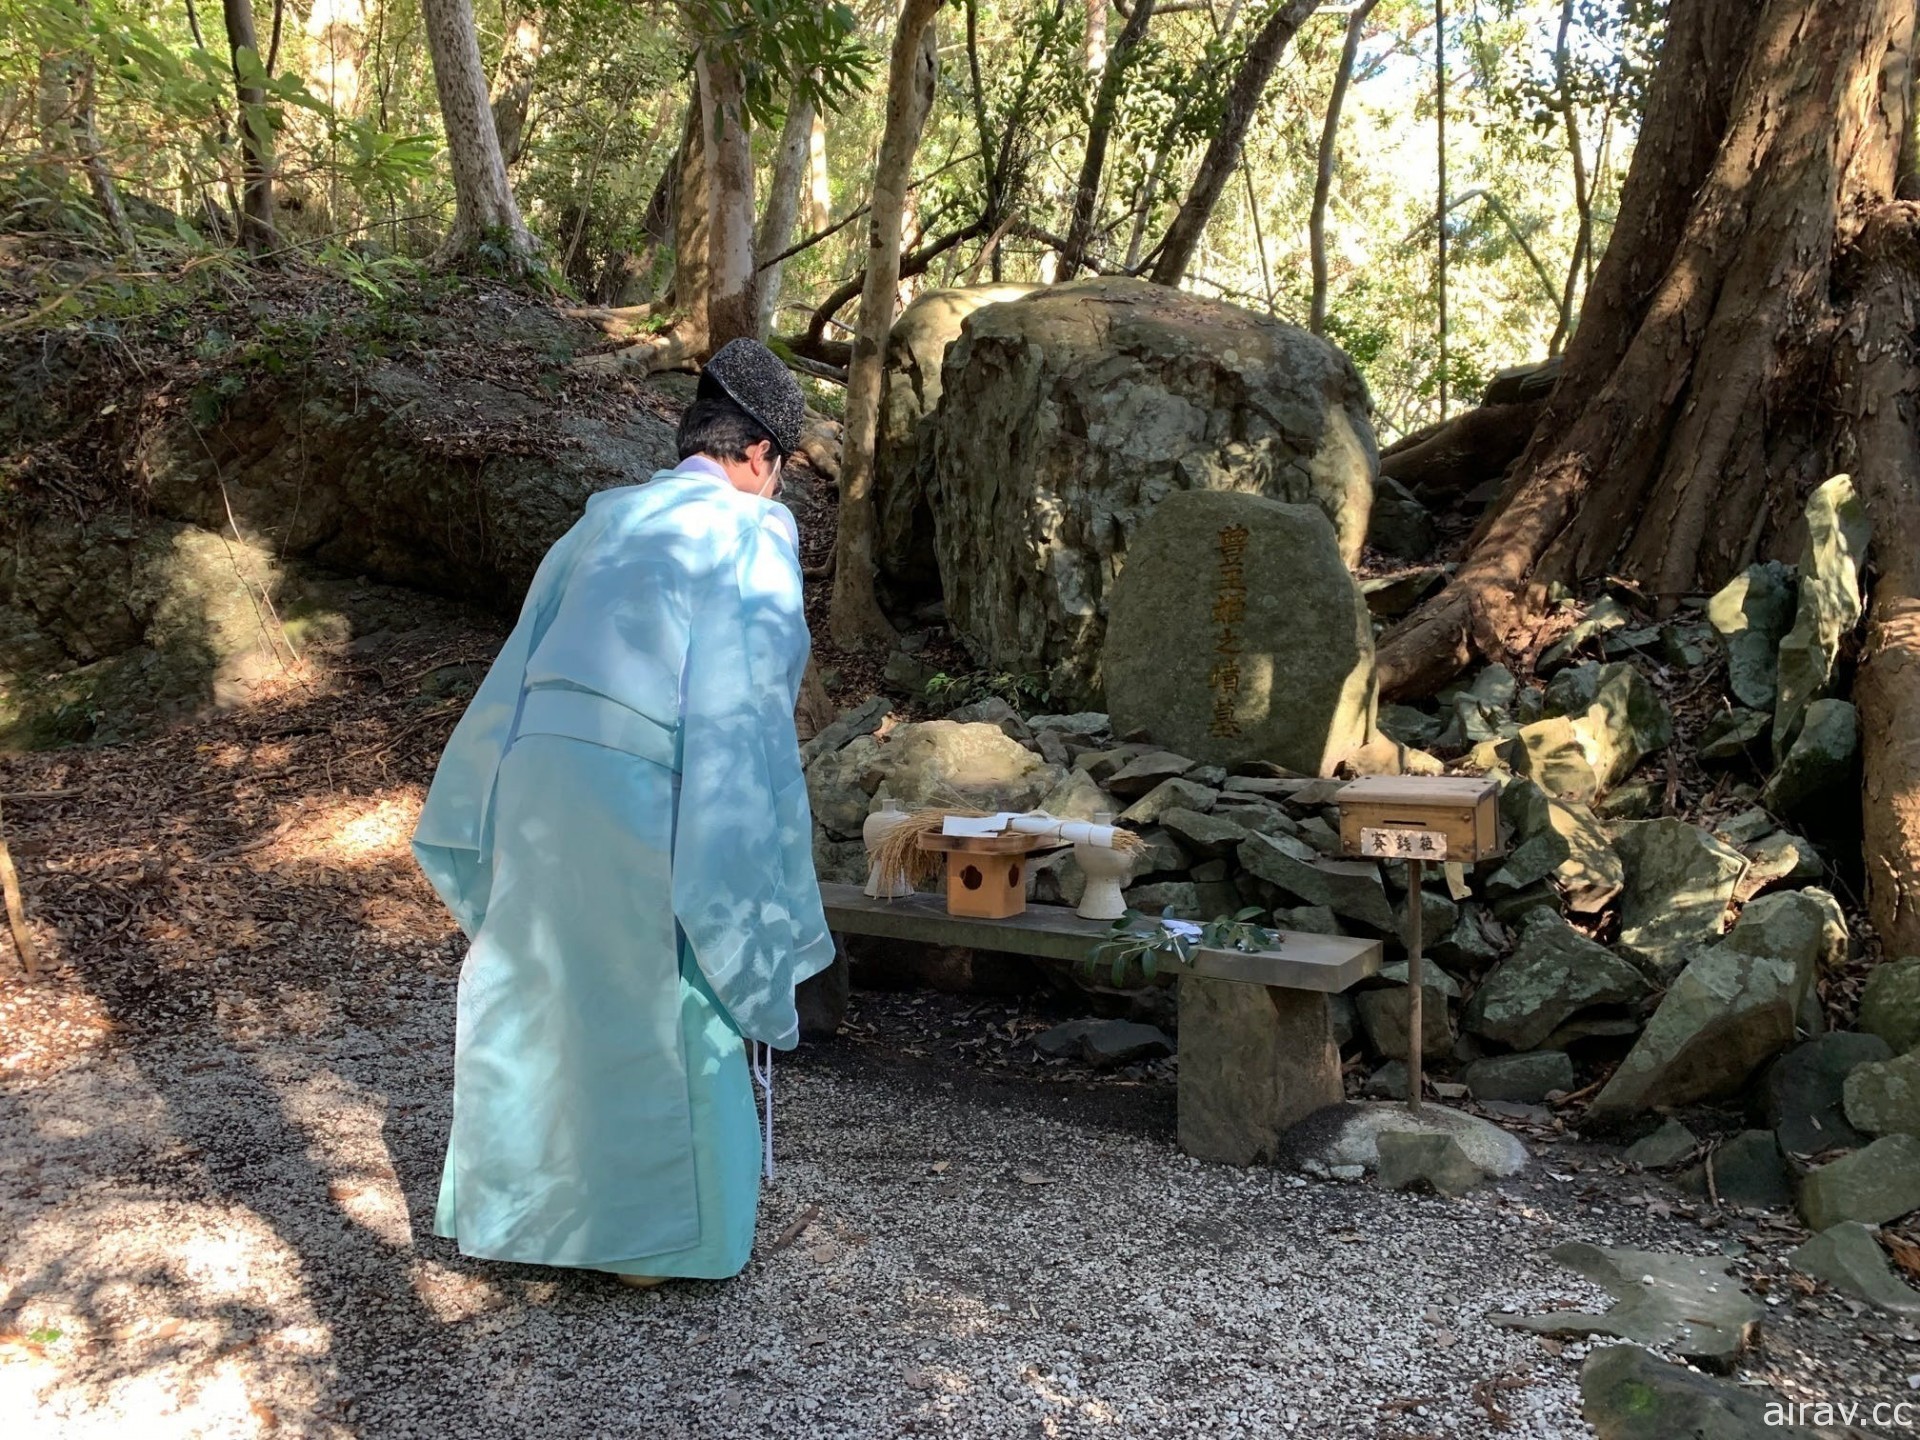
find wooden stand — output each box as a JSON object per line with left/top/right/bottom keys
{"left": 915, "top": 831, "right": 1047, "bottom": 919}
{"left": 1332, "top": 775, "right": 1503, "bottom": 1117}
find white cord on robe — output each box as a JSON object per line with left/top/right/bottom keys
{"left": 750, "top": 1042, "right": 775, "bottom": 1181}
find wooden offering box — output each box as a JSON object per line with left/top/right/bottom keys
{"left": 1332, "top": 776, "right": 1502, "bottom": 863}
{"left": 916, "top": 831, "right": 1047, "bottom": 919}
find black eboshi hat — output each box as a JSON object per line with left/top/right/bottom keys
{"left": 698, "top": 338, "right": 806, "bottom": 458}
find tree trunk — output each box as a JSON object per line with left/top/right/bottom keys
{"left": 795, "top": 657, "right": 836, "bottom": 740}
{"left": 420, "top": 0, "right": 537, "bottom": 268}
{"left": 673, "top": 92, "right": 708, "bottom": 323}
{"left": 1148, "top": 0, "right": 1320, "bottom": 289}
{"left": 1377, "top": 0, "right": 1908, "bottom": 701}
{"left": 807, "top": 109, "right": 831, "bottom": 233}
{"left": 489, "top": 7, "right": 543, "bottom": 169}
{"left": 575, "top": 91, "right": 708, "bottom": 374}
{"left": 756, "top": 95, "right": 816, "bottom": 339}
{"left": 1379, "top": 401, "right": 1542, "bottom": 502}
{"left": 1060, "top": 0, "right": 1156, "bottom": 279}
{"left": 1841, "top": 200, "right": 1920, "bottom": 959}
{"left": 697, "top": 47, "right": 758, "bottom": 353}
{"left": 1546, "top": 0, "right": 1591, "bottom": 354}
{"left": 1085, "top": 0, "right": 1108, "bottom": 72}
{"left": 73, "top": 58, "right": 137, "bottom": 255}
{"left": 222, "top": 0, "right": 279, "bottom": 253}
{"left": 828, "top": 0, "right": 942, "bottom": 650}
{"left": 1309, "top": 0, "right": 1376, "bottom": 335}
{"left": 36, "top": 56, "right": 71, "bottom": 191}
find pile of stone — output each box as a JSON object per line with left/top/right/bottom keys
{"left": 805, "top": 469, "right": 1913, "bottom": 1255}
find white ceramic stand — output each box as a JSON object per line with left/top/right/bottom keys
{"left": 1074, "top": 811, "right": 1130, "bottom": 920}
{"left": 862, "top": 798, "right": 915, "bottom": 898}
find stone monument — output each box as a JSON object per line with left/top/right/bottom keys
{"left": 1102, "top": 490, "right": 1377, "bottom": 773}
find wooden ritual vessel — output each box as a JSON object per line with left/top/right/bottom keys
{"left": 915, "top": 830, "right": 1047, "bottom": 919}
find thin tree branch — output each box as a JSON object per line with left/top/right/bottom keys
{"left": 754, "top": 150, "right": 979, "bottom": 273}
{"left": 1310, "top": 0, "right": 1379, "bottom": 334}
{"left": 796, "top": 217, "right": 988, "bottom": 352}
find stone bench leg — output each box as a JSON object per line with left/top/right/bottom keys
{"left": 1177, "top": 974, "right": 1344, "bottom": 1165}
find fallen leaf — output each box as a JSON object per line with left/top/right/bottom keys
{"left": 768, "top": 1204, "right": 820, "bottom": 1252}
{"left": 1884, "top": 1232, "right": 1920, "bottom": 1283}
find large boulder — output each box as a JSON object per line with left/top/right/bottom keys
{"left": 0, "top": 518, "right": 344, "bottom": 746}
{"left": 1483, "top": 779, "right": 1623, "bottom": 914}
{"left": 1772, "top": 473, "right": 1870, "bottom": 757}
{"left": 1845, "top": 1049, "right": 1920, "bottom": 1139}
{"left": 860, "top": 720, "right": 1062, "bottom": 811}
{"left": 1103, "top": 491, "right": 1377, "bottom": 771}
{"left": 1590, "top": 891, "right": 1837, "bottom": 1119}
{"left": 1799, "top": 1134, "right": 1920, "bottom": 1230}
{"left": 1707, "top": 560, "right": 1796, "bottom": 711}
{"left": 1463, "top": 912, "right": 1651, "bottom": 1051}
{"left": 874, "top": 284, "right": 1039, "bottom": 590}
{"left": 1611, "top": 819, "right": 1747, "bottom": 976}
{"left": 1861, "top": 956, "right": 1920, "bottom": 1053}
{"left": 927, "top": 278, "right": 1377, "bottom": 705}
{"left": 1761, "top": 1032, "right": 1894, "bottom": 1157}
{"left": 4, "top": 294, "right": 678, "bottom": 746}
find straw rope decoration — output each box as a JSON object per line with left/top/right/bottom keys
{"left": 868, "top": 808, "right": 1146, "bottom": 897}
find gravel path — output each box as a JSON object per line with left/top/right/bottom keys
{"left": 7, "top": 964, "right": 1917, "bottom": 1438}
{"left": 0, "top": 944, "right": 1650, "bottom": 1440}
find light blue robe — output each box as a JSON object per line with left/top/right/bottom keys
{"left": 411, "top": 462, "right": 833, "bottom": 1277}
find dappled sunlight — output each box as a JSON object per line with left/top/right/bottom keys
{"left": 260, "top": 793, "right": 422, "bottom": 874}
{"left": 267, "top": 1065, "right": 415, "bottom": 1249}
{"left": 2, "top": 1196, "right": 340, "bottom": 1435}
{"left": 406, "top": 1259, "right": 510, "bottom": 1326}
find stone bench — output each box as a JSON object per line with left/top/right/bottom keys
{"left": 818, "top": 884, "right": 1383, "bottom": 1165}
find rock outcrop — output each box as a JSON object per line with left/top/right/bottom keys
{"left": 925, "top": 278, "right": 1377, "bottom": 705}
{"left": 874, "top": 284, "right": 1039, "bottom": 592}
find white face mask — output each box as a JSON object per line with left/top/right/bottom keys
{"left": 757, "top": 454, "right": 783, "bottom": 499}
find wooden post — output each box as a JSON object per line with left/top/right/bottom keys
{"left": 1406, "top": 855, "right": 1423, "bottom": 1111}
{"left": 0, "top": 800, "right": 37, "bottom": 976}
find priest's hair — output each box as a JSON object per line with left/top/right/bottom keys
{"left": 676, "top": 397, "right": 779, "bottom": 465}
